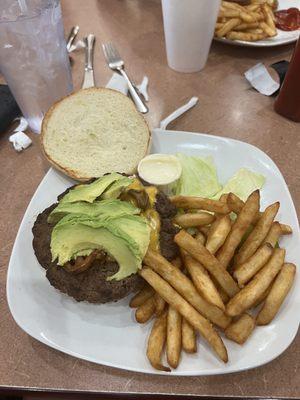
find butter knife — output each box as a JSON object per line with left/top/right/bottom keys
{"left": 82, "top": 34, "right": 95, "bottom": 89}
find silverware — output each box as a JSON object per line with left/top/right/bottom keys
{"left": 66, "top": 25, "right": 79, "bottom": 52}
{"left": 102, "top": 42, "right": 148, "bottom": 114}
{"left": 82, "top": 34, "right": 95, "bottom": 89}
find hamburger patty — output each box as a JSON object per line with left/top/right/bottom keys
{"left": 46, "top": 261, "right": 143, "bottom": 303}
{"left": 32, "top": 189, "right": 179, "bottom": 304}
{"left": 32, "top": 205, "right": 143, "bottom": 303}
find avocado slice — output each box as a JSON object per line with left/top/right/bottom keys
{"left": 105, "top": 215, "right": 150, "bottom": 260}
{"left": 47, "top": 199, "right": 140, "bottom": 224}
{"left": 60, "top": 173, "right": 124, "bottom": 204}
{"left": 51, "top": 213, "right": 150, "bottom": 281}
{"left": 54, "top": 213, "right": 150, "bottom": 261}
{"left": 101, "top": 176, "right": 133, "bottom": 200}
{"left": 51, "top": 223, "right": 140, "bottom": 281}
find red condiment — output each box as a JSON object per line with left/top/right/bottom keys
{"left": 275, "top": 8, "right": 300, "bottom": 31}
{"left": 274, "top": 38, "right": 300, "bottom": 122}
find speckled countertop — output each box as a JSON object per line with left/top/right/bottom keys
{"left": 1, "top": 0, "right": 299, "bottom": 397}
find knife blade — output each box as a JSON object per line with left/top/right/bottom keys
{"left": 82, "top": 34, "right": 95, "bottom": 89}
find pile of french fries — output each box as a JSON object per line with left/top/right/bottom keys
{"left": 130, "top": 190, "right": 296, "bottom": 371}
{"left": 215, "top": 0, "right": 278, "bottom": 42}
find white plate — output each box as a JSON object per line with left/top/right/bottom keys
{"left": 215, "top": 0, "right": 300, "bottom": 47}
{"left": 7, "top": 129, "right": 300, "bottom": 376}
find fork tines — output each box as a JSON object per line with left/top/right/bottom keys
{"left": 102, "top": 42, "right": 123, "bottom": 67}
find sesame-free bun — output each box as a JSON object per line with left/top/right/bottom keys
{"left": 41, "top": 88, "right": 150, "bottom": 181}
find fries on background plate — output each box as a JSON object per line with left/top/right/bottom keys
{"left": 215, "top": 0, "right": 278, "bottom": 42}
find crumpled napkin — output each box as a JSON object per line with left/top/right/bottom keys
{"left": 244, "top": 63, "right": 280, "bottom": 96}
{"left": 9, "top": 117, "right": 32, "bottom": 152}
{"left": 106, "top": 73, "right": 149, "bottom": 102}
{"left": 68, "top": 39, "right": 86, "bottom": 53}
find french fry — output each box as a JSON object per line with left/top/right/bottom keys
{"left": 259, "top": 21, "right": 276, "bottom": 37}
{"left": 226, "top": 31, "right": 267, "bottom": 41}
{"left": 245, "top": 4, "right": 261, "bottom": 12}
{"left": 144, "top": 249, "right": 231, "bottom": 329}
{"left": 262, "top": 3, "right": 276, "bottom": 34}
{"left": 257, "top": 263, "right": 296, "bottom": 325}
{"left": 225, "top": 314, "right": 256, "bottom": 344}
{"left": 234, "top": 21, "right": 260, "bottom": 30}
{"left": 219, "top": 9, "right": 240, "bottom": 18}
{"left": 146, "top": 311, "right": 170, "bottom": 372}
{"left": 174, "top": 212, "right": 215, "bottom": 228}
{"left": 135, "top": 296, "right": 156, "bottom": 323}
{"left": 246, "top": 28, "right": 264, "bottom": 34}
{"left": 167, "top": 306, "right": 182, "bottom": 369}
{"left": 140, "top": 268, "right": 228, "bottom": 363}
{"left": 226, "top": 248, "right": 285, "bottom": 317}
{"left": 280, "top": 223, "right": 293, "bottom": 235}
{"left": 234, "top": 243, "right": 273, "bottom": 286}
{"left": 206, "top": 214, "right": 231, "bottom": 255}
{"left": 227, "top": 192, "right": 261, "bottom": 222}
{"left": 263, "top": 221, "right": 282, "bottom": 247}
{"left": 130, "top": 285, "right": 154, "bottom": 308}
{"left": 155, "top": 258, "right": 184, "bottom": 316}
{"left": 252, "top": 283, "right": 273, "bottom": 308}
{"left": 171, "top": 256, "right": 183, "bottom": 269}
{"left": 154, "top": 293, "right": 166, "bottom": 316}
{"left": 216, "top": 281, "right": 230, "bottom": 304}
{"left": 227, "top": 192, "right": 245, "bottom": 214}
{"left": 174, "top": 230, "right": 239, "bottom": 298}
{"left": 195, "top": 231, "right": 206, "bottom": 245}
{"left": 253, "top": 0, "right": 277, "bottom": 7}
{"left": 217, "top": 190, "right": 260, "bottom": 269}
{"left": 222, "top": 1, "right": 246, "bottom": 11}
{"left": 219, "top": 193, "right": 229, "bottom": 203}
{"left": 214, "top": 194, "right": 229, "bottom": 219}
{"left": 240, "top": 11, "right": 260, "bottom": 23}
{"left": 182, "top": 251, "right": 225, "bottom": 311}
{"left": 170, "top": 196, "right": 231, "bottom": 214}
{"left": 222, "top": 0, "right": 263, "bottom": 21}
{"left": 216, "top": 22, "right": 224, "bottom": 30}
{"left": 216, "top": 18, "right": 242, "bottom": 38}
{"left": 182, "top": 318, "right": 197, "bottom": 353}
{"left": 235, "top": 202, "right": 279, "bottom": 265}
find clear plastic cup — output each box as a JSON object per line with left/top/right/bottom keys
{"left": 162, "top": 0, "right": 221, "bottom": 73}
{"left": 0, "top": 0, "right": 73, "bottom": 133}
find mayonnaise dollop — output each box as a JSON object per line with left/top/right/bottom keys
{"left": 138, "top": 154, "right": 182, "bottom": 186}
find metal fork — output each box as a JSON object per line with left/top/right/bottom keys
{"left": 102, "top": 42, "right": 148, "bottom": 114}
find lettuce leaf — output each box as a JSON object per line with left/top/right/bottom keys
{"left": 172, "top": 153, "right": 222, "bottom": 197}
{"left": 213, "top": 168, "right": 265, "bottom": 201}
{"left": 171, "top": 154, "right": 265, "bottom": 201}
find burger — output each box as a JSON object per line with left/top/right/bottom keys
{"left": 32, "top": 172, "right": 179, "bottom": 303}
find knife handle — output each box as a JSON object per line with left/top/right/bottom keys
{"left": 84, "top": 34, "right": 95, "bottom": 70}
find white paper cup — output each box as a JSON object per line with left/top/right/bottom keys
{"left": 162, "top": 0, "right": 221, "bottom": 73}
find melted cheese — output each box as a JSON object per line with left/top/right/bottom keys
{"left": 145, "top": 186, "right": 158, "bottom": 207}
{"left": 127, "top": 179, "right": 144, "bottom": 192}
{"left": 144, "top": 186, "right": 160, "bottom": 251}
{"left": 143, "top": 209, "right": 161, "bottom": 252}
{"left": 126, "top": 180, "right": 160, "bottom": 251}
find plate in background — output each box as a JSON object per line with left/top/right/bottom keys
{"left": 215, "top": 0, "right": 300, "bottom": 47}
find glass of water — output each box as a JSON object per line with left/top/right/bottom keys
{"left": 0, "top": 0, "right": 73, "bottom": 133}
